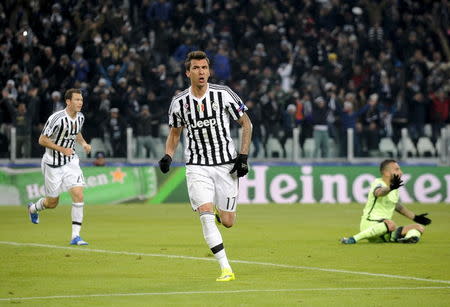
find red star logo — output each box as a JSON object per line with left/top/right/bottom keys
{"left": 110, "top": 168, "right": 126, "bottom": 183}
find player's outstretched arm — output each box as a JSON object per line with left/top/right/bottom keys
{"left": 395, "top": 203, "right": 415, "bottom": 219}
{"left": 39, "top": 134, "right": 73, "bottom": 156}
{"left": 374, "top": 174, "right": 404, "bottom": 197}
{"left": 395, "top": 203, "right": 432, "bottom": 225}
{"left": 389, "top": 174, "right": 403, "bottom": 190}
{"left": 373, "top": 186, "right": 390, "bottom": 197}
{"left": 413, "top": 213, "right": 432, "bottom": 225}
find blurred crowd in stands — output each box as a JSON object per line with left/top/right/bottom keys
{"left": 0, "top": 0, "right": 449, "bottom": 159}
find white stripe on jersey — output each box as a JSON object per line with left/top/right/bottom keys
{"left": 168, "top": 83, "right": 248, "bottom": 166}
{"left": 41, "top": 109, "right": 85, "bottom": 167}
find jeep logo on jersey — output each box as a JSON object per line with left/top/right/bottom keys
{"left": 63, "top": 129, "right": 77, "bottom": 140}
{"left": 191, "top": 118, "right": 217, "bottom": 129}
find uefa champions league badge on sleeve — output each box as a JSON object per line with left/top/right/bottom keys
{"left": 237, "top": 101, "right": 245, "bottom": 112}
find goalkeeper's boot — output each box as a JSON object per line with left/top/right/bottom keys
{"left": 70, "top": 236, "right": 88, "bottom": 246}
{"left": 340, "top": 237, "right": 356, "bottom": 244}
{"left": 216, "top": 268, "right": 235, "bottom": 282}
{"left": 397, "top": 236, "right": 419, "bottom": 244}
{"left": 27, "top": 202, "right": 39, "bottom": 224}
{"left": 214, "top": 206, "right": 222, "bottom": 225}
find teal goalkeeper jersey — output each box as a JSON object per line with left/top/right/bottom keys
{"left": 361, "top": 178, "right": 399, "bottom": 221}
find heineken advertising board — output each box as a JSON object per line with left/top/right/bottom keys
{"left": 1, "top": 165, "right": 449, "bottom": 205}
{"left": 0, "top": 166, "right": 158, "bottom": 205}
{"left": 236, "top": 165, "right": 450, "bottom": 204}
{"left": 156, "top": 165, "right": 450, "bottom": 204}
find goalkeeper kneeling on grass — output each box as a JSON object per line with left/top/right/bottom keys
{"left": 341, "top": 159, "right": 431, "bottom": 244}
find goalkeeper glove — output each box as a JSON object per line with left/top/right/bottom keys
{"left": 413, "top": 213, "right": 431, "bottom": 225}
{"left": 230, "top": 154, "right": 249, "bottom": 177}
{"left": 158, "top": 154, "right": 172, "bottom": 173}
{"left": 389, "top": 174, "right": 403, "bottom": 190}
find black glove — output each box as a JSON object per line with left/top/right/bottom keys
{"left": 413, "top": 213, "right": 431, "bottom": 225}
{"left": 230, "top": 154, "right": 248, "bottom": 178}
{"left": 389, "top": 174, "right": 403, "bottom": 190}
{"left": 158, "top": 154, "right": 172, "bottom": 173}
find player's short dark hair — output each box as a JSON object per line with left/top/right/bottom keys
{"left": 380, "top": 159, "right": 397, "bottom": 174}
{"left": 184, "top": 51, "right": 210, "bottom": 71}
{"left": 64, "top": 88, "right": 82, "bottom": 101}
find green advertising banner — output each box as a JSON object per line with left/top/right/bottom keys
{"left": 0, "top": 166, "right": 158, "bottom": 205}
{"left": 151, "top": 165, "right": 450, "bottom": 205}
{"left": 1, "top": 164, "right": 449, "bottom": 205}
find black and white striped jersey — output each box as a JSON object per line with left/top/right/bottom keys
{"left": 41, "top": 109, "right": 85, "bottom": 167}
{"left": 168, "top": 83, "right": 248, "bottom": 165}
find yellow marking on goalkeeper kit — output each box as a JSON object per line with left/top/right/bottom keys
{"left": 1, "top": 287, "right": 449, "bottom": 302}
{"left": 1, "top": 241, "right": 450, "bottom": 286}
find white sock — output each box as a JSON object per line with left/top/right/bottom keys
{"left": 200, "top": 212, "right": 231, "bottom": 270}
{"left": 71, "top": 202, "right": 84, "bottom": 239}
{"left": 29, "top": 198, "right": 46, "bottom": 213}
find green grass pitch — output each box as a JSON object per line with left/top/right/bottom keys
{"left": 1, "top": 203, "right": 449, "bottom": 306}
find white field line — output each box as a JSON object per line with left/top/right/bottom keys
{"left": 1, "top": 287, "right": 450, "bottom": 302}
{"left": 1, "top": 241, "right": 450, "bottom": 287}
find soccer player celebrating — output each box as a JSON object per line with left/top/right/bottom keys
{"left": 159, "top": 51, "right": 252, "bottom": 281}
{"left": 28, "top": 88, "right": 91, "bottom": 246}
{"left": 341, "top": 159, "right": 431, "bottom": 244}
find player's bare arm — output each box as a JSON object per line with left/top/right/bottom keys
{"left": 76, "top": 133, "right": 91, "bottom": 153}
{"left": 373, "top": 186, "right": 391, "bottom": 197}
{"left": 236, "top": 113, "right": 252, "bottom": 155}
{"left": 165, "top": 127, "right": 183, "bottom": 157}
{"left": 395, "top": 202, "right": 415, "bottom": 220}
{"left": 159, "top": 126, "right": 183, "bottom": 173}
{"left": 39, "top": 134, "right": 73, "bottom": 156}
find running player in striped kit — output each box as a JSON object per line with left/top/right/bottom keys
{"left": 159, "top": 51, "right": 253, "bottom": 281}
{"left": 27, "top": 88, "right": 92, "bottom": 246}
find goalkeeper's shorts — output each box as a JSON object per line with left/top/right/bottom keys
{"left": 359, "top": 219, "right": 403, "bottom": 243}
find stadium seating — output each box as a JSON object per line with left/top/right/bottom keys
{"left": 378, "top": 137, "right": 398, "bottom": 157}
{"left": 302, "top": 138, "right": 315, "bottom": 158}
{"left": 397, "top": 136, "right": 417, "bottom": 157}
{"left": 328, "top": 138, "right": 338, "bottom": 158}
{"left": 284, "top": 138, "right": 294, "bottom": 159}
{"left": 74, "top": 142, "right": 87, "bottom": 159}
{"left": 90, "top": 137, "right": 107, "bottom": 156}
{"left": 159, "top": 124, "right": 170, "bottom": 139}
{"left": 424, "top": 124, "right": 433, "bottom": 138}
{"left": 417, "top": 137, "right": 436, "bottom": 157}
{"left": 435, "top": 136, "right": 449, "bottom": 157}
{"left": 266, "top": 137, "right": 283, "bottom": 158}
